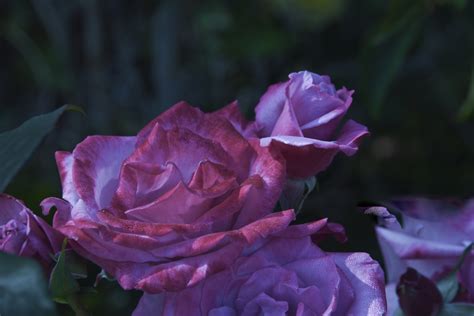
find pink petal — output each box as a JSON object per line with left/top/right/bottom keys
{"left": 55, "top": 151, "right": 79, "bottom": 205}
{"left": 137, "top": 102, "right": 254, "bottom": 180}
{"left": 214, "top": 101, "right": 258, "bottom": 138}
{"left": 331, "top": 252, "right": 387, "bottom": 316}
{"left": 260, "top": 119, "right": 368, "bottom": 178}
{"left": 71, "top": 136, "right": 136, "bottom": 211}
{"left": 255, "top": 82, "right": 288, "bottom": 136}
{"left": 270, "top": 100, "right": 304, "bottom": 137}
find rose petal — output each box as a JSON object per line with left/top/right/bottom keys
{"left": 331, "top": 252, "right": 387, "bottom": 316}
{"left": 1, "top": 194, "right": 62, "bottom": 269}
{"left": 55, "top": 151, "right": 80, "bottom": 205}
{"left": 260, "top": 119, "right": 368, "bottom": 178}
{"left": 132, "top": 219, "right": 386, "bottom": 314}
{"left": 214, "top": 101, "right": 258, "bottom": 138}
{"left": 71, "top": 136, "right": 136, "bottom": 211}
{"left": 270, "top": 101, "right": 304, "bottom": 137}
{"left": 255, "top": 82, "right": 288, "bottom": 136}
{"left": 137, "top": 102, "right": 254, "bottom": 180}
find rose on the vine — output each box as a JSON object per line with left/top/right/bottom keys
{"left": 255, "top": 71, "right": 368, "bottom": 178}
{"left": 42, "top": 102, "right": 295, "bottom": 293}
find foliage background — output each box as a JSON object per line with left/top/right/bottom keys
{"left": 1, "top": 0, "right": 474, "bottom": 314}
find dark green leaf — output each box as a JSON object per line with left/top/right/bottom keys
{"left": 438, "top": 303, "right": 474, "bottom": 316}
{"left": 434, "top": 0, "right": 467, "bottom": 10}
{"left": 370, "top": 4, "right": 421, "bottom": 46}
{"left": 54, "top": 249, "right": 88, "bottom": 280}
{"left": 457, "top": 61, "right": 474, "bottom": 121}
{"left": 0, "top": 252, "right": 57, "bottom": 316}
{"left": 0, "top": 105, "right": 82, "bottom": 192}
{"left": 437, "top": 243, "right": 473, "bottom": 302}
{"left": 360, "top": 2, "right": 425, "bottom": 117}
{"left": 49, "top": 239, "right": 80, "bottom": 304}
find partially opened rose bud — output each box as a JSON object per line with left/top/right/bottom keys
{"left": 396, "top": 268, "right": 443, "bottom": 316}
{"left": 255, "top": 71, "right": 369, "bottom": 178}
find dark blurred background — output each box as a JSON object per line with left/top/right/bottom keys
{"left": 1, "top": 0, "right": 474, "bottom": 314}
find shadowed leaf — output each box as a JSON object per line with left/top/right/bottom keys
{"left": 0, "top": 105, "right": 82, "bottom": 192}
{"left": 0, "top": 252, "right": 57, "bottom": 316}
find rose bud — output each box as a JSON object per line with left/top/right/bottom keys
{"left": 255, "top": 71, "right": 369, "bottom": 178}
{"left": 396, "top": 268, "right": 443, "bottom": 316}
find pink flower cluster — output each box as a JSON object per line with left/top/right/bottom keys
{"left": 1, "top": 71, "right": 388, "bottom": 315}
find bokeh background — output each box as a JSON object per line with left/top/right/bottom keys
{"left": 1, "top": 0, "right": 474, "bottom": 314}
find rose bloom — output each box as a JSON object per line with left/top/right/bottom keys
{"left": 0, "top": 194, "right": 62, "bottom": 269}
{"left": 368, "top": 198, "right": 474, "bottom": 314}
{"left": 42, "top": 102, "right": 295, "bottom": 293}
{"left": 255, "top": 71, "right": 369, "bottom": 178}
{"left": 133, "top": 219, "right": 387, "bottom": 316}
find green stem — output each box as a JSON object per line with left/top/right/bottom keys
{"left": 67, "top": 294, "right": 88, "bottom": 316}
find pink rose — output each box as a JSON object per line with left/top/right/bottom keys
{"left": 133, "top": 219, "right": 387, "bottom": 316}
{"left": 0, "top": 194, "right": 62, "bottom": 270}
{"left": 42, "top": 102, "right": 295, "bottom": 293}
{"left": 368, "top": 198, "right": 474, "bottom": 313}
{"left": 255, "top": 71, "right": 369, "bottom": 178}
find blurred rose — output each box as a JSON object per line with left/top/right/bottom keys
{"left": 0, "top": 194, "right": 62, "bottom": 270}
{"left": 368, "top": 198, "right": 474, "bottom": 313}
{"left": 255, "top": 71, "right": 368, "bottom": 178}
{"left": 133, "top": 219, "right": 387, "bottom": 316}
{"left": 396, "top": 267, "right": 443, "bottom": 316}
{"left": 42, "top": 102, "right": 295, "bottom": 293}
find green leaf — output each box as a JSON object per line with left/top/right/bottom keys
{"left": 436, "top": 243, "right": 473, "bottom": 303}
{"left": 438, "top": 303, "right": 474, "bottom": 316}
{"left": 0, "top": 105, "right": 82, "bottom": 192}
{"left": 0, "top": 252, "right": 57, "bottom": 316}
{"left": 54, "top": 249, "right": 88, "bottom": 280}
{"left": 49, "top": 239, "right": 80, "bottom": 304}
